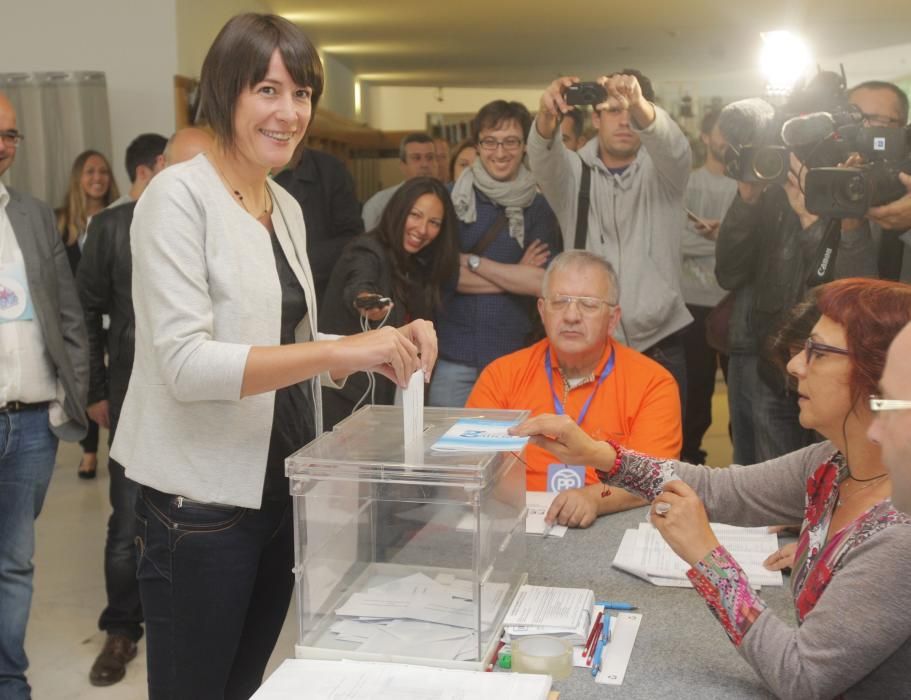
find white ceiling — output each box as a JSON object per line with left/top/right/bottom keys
{"left": 270, "top": 0, "right": 911, "bottom": 89}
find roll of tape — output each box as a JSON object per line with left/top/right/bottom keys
{"left": 511, "top": 636, "right": 573, "bottom": 680}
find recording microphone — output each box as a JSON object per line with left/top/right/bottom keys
{"left": 719, "top": 98, "right": 776, "bottom": 146}
{"left": 781, "top": 112, "right": 837, "bottom": 147}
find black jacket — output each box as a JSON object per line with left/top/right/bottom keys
{"left": 274, "top": 149, "right": 363, "bottom": 302}
{"left": 76, "top": 201, "right": 136, "bottom": 415}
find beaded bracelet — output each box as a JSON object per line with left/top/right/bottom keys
{"left": 596, "top": 439, "right": 623, "bottom": 497}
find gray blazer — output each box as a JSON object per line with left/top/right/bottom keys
{"left": 7, "top": 186, "right": 88, "bottom": 441}
{"left": 111, "top": 155, "right": 340, "bottom": 509}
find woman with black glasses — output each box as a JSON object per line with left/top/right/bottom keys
{"left": 514, "top": 277, "right": 911, "bottom": 699}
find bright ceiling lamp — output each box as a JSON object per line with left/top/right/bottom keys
{"left": 759, "top": 30, "right": 812, "bottom": 95}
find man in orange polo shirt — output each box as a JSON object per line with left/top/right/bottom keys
{"left": 466, "top": 250, "right": 682, "bottom": 527}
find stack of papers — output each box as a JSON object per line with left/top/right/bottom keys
{"left": 331, "top": 572, "right": 510, "bottom": 661}
{"left": 612, "top": 522, "right": 783, "bottom": 588}
{"left": 252, "top": 658, "right": 552, "bottom": 700}
{"left": 503, "top": 585, "right": 595, "bottom": 646}
{"left": 431, "top": 419, "right": 529, "bottom": 452}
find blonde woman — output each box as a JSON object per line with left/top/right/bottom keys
{"left": 56, "top": 149, "right": 119, "bottom": 478}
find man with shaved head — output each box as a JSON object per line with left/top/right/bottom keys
{"left": 868, "top": 321, "right": 911, "bottom": 514}
{"left": 77, "top": 126, "right": 213, "bottom": 687}
{"left": 0, "top": 92, "right": 89, "bottom": 699}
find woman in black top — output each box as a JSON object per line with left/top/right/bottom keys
{"left": 320, "top": 176, "right": 459, "bottom": 428}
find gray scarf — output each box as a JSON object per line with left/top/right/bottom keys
{"left": 451, "top": 158, "right": 538, "bottom": 248}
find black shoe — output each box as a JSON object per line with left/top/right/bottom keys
{"left": 89, "top": 634, "right": 137, "bottom": 686}
{"left": 77, "top": 454, "right": 97, "bottom": 479}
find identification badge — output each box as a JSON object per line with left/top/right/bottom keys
{"left": 0, "top": 260, "right": 35, "bottom": 324}
{"left": 546, "top": 464, "right": 586, "bottom": 492}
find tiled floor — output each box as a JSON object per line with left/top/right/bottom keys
{"left": 28, "top": 378, "right": 732, "bottom": 698}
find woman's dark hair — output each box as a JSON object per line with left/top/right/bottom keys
{"left": 372, "top": 177, "right": 459, "bottom": 314}
{"left": 768, "top": 291, "right": 822, "bottom": 389}
{"left": 197, "top": 13, "right": 324, "bottom": 149}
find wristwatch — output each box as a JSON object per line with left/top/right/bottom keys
{"left": 467, "top": 254, "right": 481, "bottom": 272}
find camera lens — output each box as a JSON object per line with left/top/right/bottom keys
{"left": 835, "top": 173, "right": 867, "bottom": 205}
{"left": 753, "top": 148, "right": 786, "bottom": 181}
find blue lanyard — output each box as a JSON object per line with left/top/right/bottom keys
{"left": 545, "top": 348, "right": 615, "bottom": 426}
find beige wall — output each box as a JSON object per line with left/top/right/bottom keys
{"left": 176, "top": 0, "right": 269, "bottom": 78}
{"left": 3, "top": 0, "right": 178, "bottom": 191}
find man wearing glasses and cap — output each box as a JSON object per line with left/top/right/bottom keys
{"left": 0, "top": 92, "right": 88, "bottom": 699}
{"left": 869, "top": 320, "right": 911, "bottom": 515}
{"left": 466, "top": 250, "right": 681, "bottom": 528}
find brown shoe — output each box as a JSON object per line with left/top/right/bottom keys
{"left": 89, "top": 633, "right": 138, "bottom": 686}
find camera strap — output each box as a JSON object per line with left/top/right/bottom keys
{"left": 806, "top": 217, "right": 842, "bottom": 287}
{"left": 574, "top": 163, "right": 591, "bottom": 249}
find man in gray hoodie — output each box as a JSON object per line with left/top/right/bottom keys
{"left": 527, "top": 71, "right": 692, "bottom": 407}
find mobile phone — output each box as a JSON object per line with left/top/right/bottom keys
{"left": 354, "top": 294, "right": 392, "bottom": 310}
{"left": 685, "top": 208, "right": 713, "bottom": 231}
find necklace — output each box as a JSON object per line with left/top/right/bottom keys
{"left": 836, "top": 473, "right": 890, "bottom": 508}
{"left": 210, "top": 155, "right": 271, "bottom": 218}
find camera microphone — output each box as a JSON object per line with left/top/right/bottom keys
{"left": 719, "top": 98, "right": 776, "bottom": 147}
{"left": 781, "top": 112, "right": 837, "bottom": 147}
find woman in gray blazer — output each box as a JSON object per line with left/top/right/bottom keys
{"left": 110, "top": 14, "right": 436, "bottom": 700}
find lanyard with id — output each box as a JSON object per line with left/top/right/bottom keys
{"left": 0, "top": 260, "right": 35, "bottom": 324}
{"left": 544, "top": 349, "right": 615, "bottom": 492}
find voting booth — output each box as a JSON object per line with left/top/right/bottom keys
{"left": 285, "top": 406, "right": 530, "bottom": 671}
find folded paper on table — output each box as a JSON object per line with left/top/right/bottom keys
{"left": 612, "top": 522, "right": 783, "bottom": 588}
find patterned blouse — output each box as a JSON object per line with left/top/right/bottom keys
{"left": 600, "top": 444, "right": 911, "bottom": 697}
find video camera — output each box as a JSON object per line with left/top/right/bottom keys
{"left": 720, "top": 70, "right": 851, "bottom": 185}
{"left": 720, "top": 68, "right": 911, "bottom": 217}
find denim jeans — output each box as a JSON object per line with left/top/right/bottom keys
{"left": 727, "top": 353, "right": 758, "bottom": 465}
{"left": 136, "top": 486, "right": 294, "bottom": 700}
{"left": 643, "top": 331, "right": 688, "bottom": 421}
{"left": 98, "top": 455, "right": 143, "bottom": 641}
{"left": 428, "top": 359, "right": 480, "bottom": 408}
{"left": 0, "top": 407, "right": 58, "bottom": 700}
{"left": 753, "top": 373, "right": 816, "bottom": 463}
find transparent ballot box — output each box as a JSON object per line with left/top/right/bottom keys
{"left": 285, "top": 406, "right": 529, "bottom": 671}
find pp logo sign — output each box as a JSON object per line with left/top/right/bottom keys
{"left": 547, "top": 464, "right": 586, "bottom": 492}
{"left": 874, "top": 136, "right": 886, "bottom": 151}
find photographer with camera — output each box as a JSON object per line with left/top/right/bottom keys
{"left": 715, "top": 80, "right": 900, "bottom": 463}
{"left": 527, "top": 71, "right": 693, "bottom": 409}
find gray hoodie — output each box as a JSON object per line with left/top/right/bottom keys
{"left": 527, "top": 106, "right": 693, "bottom": 351}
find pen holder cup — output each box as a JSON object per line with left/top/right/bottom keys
{"left": 511, "top": 636, "right": 573, "bottom": 680}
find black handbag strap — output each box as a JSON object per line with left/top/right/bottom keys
{"left": 470, "top": 211, "right": 508, "bottom": 256}
{"left": 574, "top": 164, "right": 591, "bottom": 249}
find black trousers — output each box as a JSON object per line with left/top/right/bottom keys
{"left": 681, "top": 304, "right": 729, "bottom": 464}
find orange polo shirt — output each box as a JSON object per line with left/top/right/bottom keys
{"left": 466, "top": 338, "right": 682, "bottom": 491}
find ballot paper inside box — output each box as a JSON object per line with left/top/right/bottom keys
{"left": 284, "top": 406, "right": 530, "bottom": 671}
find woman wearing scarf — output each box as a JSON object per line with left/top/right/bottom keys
{"left": 430, "top": 100, "right": 562, "bottom": 407}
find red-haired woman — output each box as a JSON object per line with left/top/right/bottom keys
{"left": 514, "top": 277, "right": 911, "bottom": 698}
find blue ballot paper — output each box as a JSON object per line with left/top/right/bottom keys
{"left": 431, "top": 419, "right": 529, "bottom": 452}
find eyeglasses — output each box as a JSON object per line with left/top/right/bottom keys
{"left": 860, "top": 113, "right": 903, "bottom": 128}
{"left": 869, "top": 395, "right": 911, "bottom": 412}
{"left": 544, "top": 295, "right": 616, "bottom": 316}
{"left": 478, "top": 137, "right": 523, "bottom": 152}
{"left": 0, "top": 130, "right": 24, "bottom": 147}
{"left": 803, "top": 337, "right": 849, "bottom": 363}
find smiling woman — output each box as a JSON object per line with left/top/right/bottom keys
{"left": 108, "top": 13, "right": 438, "bottom": 700}
{"left": 319, "top": 176, "right": 459, "bottom": 429}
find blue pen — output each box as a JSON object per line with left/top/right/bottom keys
{"left": 595, "top": 601, "right": 637, "bottom": 611}
{"left": 591, "top": 615, "right": 612, "bottom": 676}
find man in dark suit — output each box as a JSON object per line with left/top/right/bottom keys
{"left": 77, "top": 126, "right": 212, "bottom": 687}
{"left": 274, "top": 148, "right": 364, "bottom": 302}
{"left": 0, "top": 91, "right": 88, "bottom": 699}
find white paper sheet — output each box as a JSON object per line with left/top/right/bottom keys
{"left": 252, "top": 659, "right": 552, "bottom": 700}
{"left": 525, "top": 492, "right": 568, "bottom": 538}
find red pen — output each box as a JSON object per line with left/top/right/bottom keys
{"left": 583, "top": 611, "right": 603, "bottom": 660}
